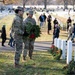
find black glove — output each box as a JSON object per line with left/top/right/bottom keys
{"left": 23, "top": 30, "right": 29, "bottom": 37}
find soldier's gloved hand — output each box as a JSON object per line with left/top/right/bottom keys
{"left": 23, "top": 31, "right": 29, "bottom": 37}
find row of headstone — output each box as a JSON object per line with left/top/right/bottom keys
{"left": 54, "top": 38, "right": 73, "bottom": 64}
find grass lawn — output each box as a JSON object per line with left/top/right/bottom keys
{"left": 0, "top": 51, "right": 66, "bottom": 75}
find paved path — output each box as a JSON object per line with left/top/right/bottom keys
{"left": 0, "top": 41, "right": 75, "bottom": 52}
{"left": 0, "top": 41, "right": 52, "bottom": 52}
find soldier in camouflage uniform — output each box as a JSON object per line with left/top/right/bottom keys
{"left": 11, "top": 7, "right": 24, "bottom": 67}
{"left": 23, "top": 10, "right": 36, "bottom": 60}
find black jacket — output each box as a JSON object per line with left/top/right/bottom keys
{"left": 1, "top": 26, "right": 6, "bottom": 39}
{"left": 53, "top": 26, "right": 60, "bottom": 38}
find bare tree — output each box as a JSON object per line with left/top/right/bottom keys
{"left": 0, "top": 0, "right": 3, "bottom": 2}
{"left": 23, "top": 0, "right": 28, "bottom": 9}
{"left": 44, "top": 0, "right": 47, "bottom": 9}
{"left": 0, "top": 0, "right": 4, "bottom": 3}
{"left": 0, "top": 0, "right": 13, "bottom": 4}
{"left": 63, "top": 0, "right": 68, "bottom": 10}
{"left": 72, "top": 0, "right": 75, "bottom": 10}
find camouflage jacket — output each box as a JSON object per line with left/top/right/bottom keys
{"left": 23, "top": 17, "right": 36, "bottom": 30}
{"left": 11, "top": 14, "right": 24, "bottom": 36}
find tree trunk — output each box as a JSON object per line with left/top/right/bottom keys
{"left": 73, "top": 0, "right": 75, "bottom": 11}
{"left": 44, "top": 0, "right": 47, "bottom": 9}
{"left": 23, "top": 0, "right": 25, "bottom": 9}
{"left": 64, "top": 0, "right": 68, "bottom": 10}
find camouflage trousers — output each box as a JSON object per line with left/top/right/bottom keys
{"left": 23, "top": 39, "right": 35, "bottom": 58}
{"left": 14, "top": 36, "right": 23, "bottom": 65}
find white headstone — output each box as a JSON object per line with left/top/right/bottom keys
{"left": 61, "top": 40, "right": 66, "bottom": 59}
{"left": 74, "top": 49, "right": 75, "bottom": 61}
{"left": 54, "top": 38, "right": 57, "bottom": 47}
{"left": 57, "top": 38, "right": 61, "bottom": 49}
{"left": 67, "top": 41, "right": 72, "bottom": 64}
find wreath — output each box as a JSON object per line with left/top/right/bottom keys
{"left": 48, "top": 44, "right": 62, "bottom": 60}
{"left": 64, "top": 60, "right": 75, "bottom": 75}
{"left": 23, "top": 23, "right": 41, "bottom": 40}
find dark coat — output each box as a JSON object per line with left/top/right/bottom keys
{"left": 53, "top": 26, "right": 60, "bottom": 38}
{"left": 47, "top": 17, "right": 51, "bottom": 30}
{"left": 1, "top": 26, "right": 6, "bottom": 39}
{"left": 53, "top": 19, "right": 58, "bottom": 29}
{"left": 39, "top": 15, "right": 44, "bottom": 22}
{"left": 67, "top": 18, "right": 72, "bottom": 24}
{"left": 72, "top": 25, "right": 75, "bottom": 35}
{"left": 43, "top": 14, "right": 46, "bottom": 21}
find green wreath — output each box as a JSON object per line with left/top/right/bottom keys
{"left": 23, "top": 23, "right": 41, "bottom": 40}
{"left": 48, "top": 45, "right": 62, "bottom": 60}
{"left": 64, "top": 60, "right": 75, "bottom": 75}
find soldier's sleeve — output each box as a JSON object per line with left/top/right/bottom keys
{"left": 15, "top": 20, "right": 24, "bottom": 35}
{"left": 33, "top": 18, "right": 36, "bottom": 25}
{"left": 18, "top": 27, "right": 24, "bottom": 35}
{"left": 23, "top": 19, "right": 26, "bottom": 25}
{"left": 23, "top": 19, "right": 27, "bottom": 30}
{"left": 12, "top": 18, "right": 24, "bottom": 35}
{"left": 23, "top": 21, "right": 25, "bottom": 32}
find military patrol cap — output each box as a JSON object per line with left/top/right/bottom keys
{"left": 15, "top": 7, "right": 24, "bottom": 13}
{"left": 28, "top": 10, "right": 33, "bottom": 15}
{"left": 17, "top": 7, "right": 24, "bottom": 12}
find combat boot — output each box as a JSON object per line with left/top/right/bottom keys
{"left": 15, "top": 63, "right": 22, "bottom": 68}
{"left": 30, "top": 56, "right": 32, "bottom": 59}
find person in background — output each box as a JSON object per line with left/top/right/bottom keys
{"left": 53, "top": 18, "right": 58, "bottom": 29}
{"left": 47, "top": 14, "right": 52, "bottom": 34}
{"left": 8, "top": 30, "right": 14, "bottom": 47}
{"left": 71, "top": 23, "right": 75, "bottom": 42}
{"left": 38, "top": 14, "right": 44, "bottom": 27}
{"left": 1, "top": 25, "right": 6, "bottom": 47}
{"left": 67, "top": 17, "right": 72, "bottom": 32}
{"left": 66, "top": 23, "right": 73, "bottom": 42}
{"left": 52, "top": 24, "right": 60, "bottom": 44}
{"left": 43, "top": 13, "right": 47, "bottom": 25}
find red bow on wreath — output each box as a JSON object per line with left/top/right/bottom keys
{"left": 29, "top": 33, "right": 35, "bottom": 39}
